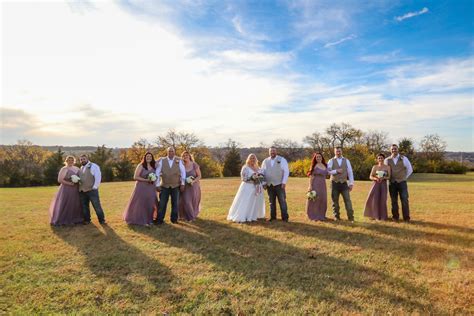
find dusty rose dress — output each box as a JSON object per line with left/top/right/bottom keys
{"left": 49, "top": 169, "right": 84, "bottom": 225}
{"left": 179, "top": 162, "right": 201, "bottom": 221}
{"left": 364, "top": 169, "right": 388, "bottom": 220}
{"left": 306, "top": 167, "right": 328, "bottom": 221}
{"left": 123, "top": 167, "right": 159, "bottom": 225}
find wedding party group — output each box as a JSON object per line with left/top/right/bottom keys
{"left": 49, "top": 144, "right": 413, "bottom": 227}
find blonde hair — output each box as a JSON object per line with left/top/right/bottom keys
{"left": 64, "top": 155, "right": 76, "bottom": 165}
{"left": 245, "top": 153, "right": 259, "bottom": 168}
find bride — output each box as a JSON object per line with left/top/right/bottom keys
{"left": 227, "top": 154, "right": 266, "bottom": 222}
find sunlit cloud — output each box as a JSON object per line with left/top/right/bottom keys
{"left": 395, "top": 7, "right": 429, "bottom": 22}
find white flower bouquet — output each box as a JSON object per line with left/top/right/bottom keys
{"left": 186, "top": 176, "right": 196, "bottom": 185}
{"left": 376, "top": 170, "right": 386, "bottom": 179}
{"left": 251, "top": 173, "right": 265, "bottom": 184}
{"left": 70, "top": 175, "right": 81, "bottom": 184}
{"left": 306, "top": 190, "right": 318, "bottom": 201}
{"left": 147, "top": 173, "right": 157, "bottom": 182}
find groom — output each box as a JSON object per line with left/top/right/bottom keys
{"left": 154, "top": 147, "right": 186, "bottom": 224}
{"left": 261, "top": 147, "right": 290, "bottom": 222}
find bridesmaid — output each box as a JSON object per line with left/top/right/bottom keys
{"left": 178, "top": 151, "right": 202, "bottom": 221}
{"left": 305, "top": 152, "right": 339, "bottom": 221}
{"left": 49, "top": 156, "right": 84, "bottom": 226}
{"left": 123, "top": 152, "right": 159, "bottom": 226}
{"left": 364, "top": 153, "right": 391, "bottom": 220}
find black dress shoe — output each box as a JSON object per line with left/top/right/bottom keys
{"left": 99, "top": 221, "right": 107, "bottom": 225}
{"left": 282, "top": 218, "right": 289, "bottom": 222}
{"left": 268, "top": 218, "right": 277, "bottom": 222}
{"left": 83, "top": 221, "right": 91, "bottom": 225}
{"left": 171, "top": 220, "right": 178, "bottom": 224}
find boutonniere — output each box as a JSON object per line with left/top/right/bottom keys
{"left": 277, "top": 158, "right": 281, "bottom": 164}
{"left": 87, "top": 163, "right": 92, "bottom": 169}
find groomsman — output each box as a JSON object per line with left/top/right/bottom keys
{"left": 78, "top": 154, "right": 106, "bottom": 225}
{"left": 327, "top": 147, "right": 355, "bottom": 222}
{"left": 155, "top": 147, "right": 186, "bottom": 224}
{"left": 261, "top": 147, "right": 290, "bottom": 222}
{"left": 384, "top": 144, "right": 413, "bottom": 222}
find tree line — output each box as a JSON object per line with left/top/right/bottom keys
{"left": 0, "top": 123, "right": 469, "bottom": 187}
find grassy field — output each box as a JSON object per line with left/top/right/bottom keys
{"left": 1, "top": 173, "right": 473, "bottom": 314}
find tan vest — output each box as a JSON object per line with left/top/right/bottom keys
{"left": 330, "top": 157, "right": 349, "bottom": 183}
{"left": 78, "top": 165, "right": 95, "bottom": 192}
{"left": 160, "top": 157, "right": 181, "bottom": 188}
{"left": 387, "top": 156, "right": 407, "bottom": 183}
{"left": 265, "top": 157, "right": 284, "bottom": 186}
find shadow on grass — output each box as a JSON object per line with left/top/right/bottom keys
{"left": 260, "top": 220, "right": 469, "bottom": 263}
{"left": 51, "top": 224, "right": 176, "bottom": 312}
{"left": 135, "top": 219, "right": 436, "bottom": 314}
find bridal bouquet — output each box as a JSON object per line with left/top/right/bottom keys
{"left": 306, "top": 190, "right": 318, "bottom": 201}
{"left": 251, "top": 173, "right": 265, "bottom": 185}
{"left": 186, "top": 176, "right": 196, "bottom": 185}
{"left": 147, "top": 173, "right": 157, "bottom": 182}
{"left": 376, "top": 170, "right": 386, "bottom": 179}
{"left": 70, "top": 175, "right": 81, "bottom": 184}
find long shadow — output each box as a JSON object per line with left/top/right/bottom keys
{"left": 259, "top": 220, "right": 469, "bottom": 263}
{"left": 51, "top": 225, "right": 176, "bottom": 312}
{"left": 358, "top": 221, "right": 474, "bottom": 249}
{"left": 409, "top": 220, "right": 474, "bottom": 235}
{"left": 136, "top": 219, "right": 437, "bottom": 313}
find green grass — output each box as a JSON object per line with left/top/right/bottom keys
{"left": 1, "top": 173, "right": 473, "bottom": 314}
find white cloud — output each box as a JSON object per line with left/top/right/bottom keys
{"left": 359, "top": 50, "right": 414, "bottom": 64}
{"left": 395, "top": 7, "right": 429, "bottom": 22}
{"left": 324, "top": 34, "right": 356, "bottom": 48}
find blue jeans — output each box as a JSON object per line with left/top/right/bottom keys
{"left": 331, "top": 182, "right": 354, "bottom": 220}
{"left": 389, "top": 181, "right": 410, "bottom": 221}
{"left": 157, "top": 186, "right": 180, "bottom": 223}
{"left": 79, "top": 189, "right": 105, "bottom": 223}
{"left": 267, "top": 184, "right": 289, "bottom": 220}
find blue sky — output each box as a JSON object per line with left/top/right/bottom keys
{"left": 2, "top": 0, "right": 473, "bottom": 150}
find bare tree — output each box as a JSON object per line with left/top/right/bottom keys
{"left": 420, "top": 134, "right": 446, "bottom": 161}
{"left": 303, "top": 132, "right": 325, "bottom": 151}
{"left": 364, "top": 130, "right": 389, "bottom": 154}
{"left": 325, "top": 122, "right": 362, "bottom": 149}
{"left": 155, "top": 129, "right": 203, "bottom": 152}
{"left": 272, "top": 138, "right": 304, "bottom": 162}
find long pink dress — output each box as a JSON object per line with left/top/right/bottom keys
{"left": 123, "top": 167, "right": 159, "bottom": 225}
{"left": 178, "top": 162, "right": 201, "bottom": 221}
{"left": 364, "top": 170, "right": 388, "bottom": 220}
{"left": 306, "top": 167, "right": 328, "bottom": 221}
{"left": 49, "top": 169, "right": 84, "bottom": 225}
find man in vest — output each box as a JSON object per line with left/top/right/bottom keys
{"left": 327, "top": 147, "right": 355, "bottom": 222}
{"left": 261, "top": 147, "right": 290, "bottom": 222}
{"left": 78, "top": 154, "right": 106, "bottom": 225}
{"left": 384, "top": 144, "right": 413, "bottom": 222}
{"left": 154, "top": 147, "right": 186, "bottom": 224}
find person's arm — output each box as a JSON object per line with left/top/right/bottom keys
{"left": 369, "top": 166, "right": 378, "bottom": 181}
{"left": 384, "top": 158, "right": 389, "bottom": 166}
{"left": 386, "top": 166, "right": 392, "bottom": 180}
{"left": 57, "top": 167, "right": 73, "bottom": 186}
{"left": 327, "top": 159, "right": 333, "bottom": 171}
{"left": 91, "top": 164, "right": 101, "bottom": 189}
{"left": 133, "top": 165, "right": 146, "bottom": 182}
{"left": 155, "top": 159, "right": 162, "bottom": 187}
{"left": 240, "top": 166, "right": 248, "bottom": 181}
{"left": 281, "top": 158, "right": 289, "bottom": 185}
{"left": 346, "top": 159, "right": 354, "bottom": 186}
{"left": 179, "top": 160, "right": 186, "bottom": 186}
{"left": 261, "top": 159, "right": 267, "bottom": 175}
{"left": 194, "top": 163, "right": 202, "bottom": 181}
{"left": 403, "top": 157, "right": 413, "bottom": 179}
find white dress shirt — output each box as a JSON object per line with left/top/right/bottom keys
{"left": 327, "top": 156, "right": 355, "bottom": 186}
{"left": 81, "top": 162, "right": 101, "bottom": 190}
{"left": 154, "top": 156, "right": 186, "bottom": 187}
{"left": 261, "top": 155, "right": 290, "bottom": 184}
{"left": 384, "top": 155, "right": 413, "bottom": 180}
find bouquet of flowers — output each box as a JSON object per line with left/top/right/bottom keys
{"left": 251, "top": 173, "right": 265, "bottom": 185}
{"left": 376, "top": 170, "right": 386, "bottom": 179}
{"left": 186, "top": 176, "right": 196, "bottom": 185}
{"left": 306, "top": 190, "right": 318, "bottom": 201}
{"left": 70, "top": 175, "right": 81, "bottom": 184}
{"left": 147, "top": 173, "right": 157, "bottom": 182}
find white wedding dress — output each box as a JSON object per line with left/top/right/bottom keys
{"left": 227, "top": 166, "right": 265, "bottom": 222}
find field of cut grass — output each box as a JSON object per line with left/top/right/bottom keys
{"left": 1, "top": 173, "right": 473, "bottom": 314}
